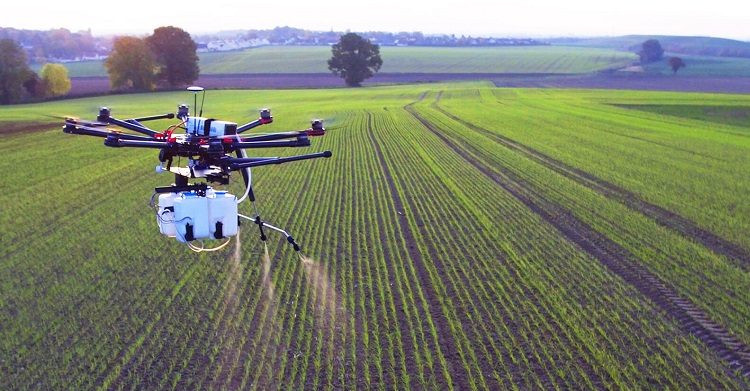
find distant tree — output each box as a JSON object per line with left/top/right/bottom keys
{"left": 40, "top": 63, "right": 71, "bottom": 97}
{"left": 0, "top": 39, "right": 33, "bottom": 104}
{"left": 146, "top": 26, "right": 199, "bottom": 87}
{"left": 639, "top": 39, "right": 664, "bottom": 64}
{"left": 22, "top": 71, "right": 45, "bottom": 99}
{"left": 328, "top": 33, "right": 383, "bottom": 87}
{"left": 105, "top": 36, "right": 156, "bottom": 91}
{"left": 668, "top": 56, "right": 685, "bottom": 74}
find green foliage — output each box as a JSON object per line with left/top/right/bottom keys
{"left": 639, "top": 39, "right": 664, "bottom": 64}
{"left": 104, "top": 36, "right": 156, "bottom": 91}
{"left": 40, "top": 63, "right": 71, "bottom": 97}
{"left": 21, "top": 72, "right": 45, "bottom": 99}
{"left": 146, "top": 26, "right": 199, "bottom": 87}
{"left": 668, "top": 56, "right": 686, "bottom": 74}
{"left": 328, "top": 33, "right": 383, "bottom": 86}
{"left": 0, "top": 39, "right": 33, "bottom": 104}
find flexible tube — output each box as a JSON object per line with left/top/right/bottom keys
{"left": 236, "top": 133, "right": 252, "bottom": 204}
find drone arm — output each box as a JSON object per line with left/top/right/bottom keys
{"left": 238, "top": 131, "right": 302, "bottom": 142}
{"left": 106, "top": 117, "right": 160, "bottom": 138}
{"left": 227, "top": 151, "right": 332, "bottom": 170}
{"left": 105, "top": 137, "right": 171, "bottom": 149}
{"left": 237, "top": 119, "right": 263, "bottom": 133}
{"left": 232, "top": 137, "right": 311, "bottom": 150}
{"left": 237, "top": 109, "right": 273, "bottom": 134}
{"left": 236, "top": 126, "right": 327, "bottom": 143}
{"left": 63, "top": 124, "right": 157, "bottom": 141}
{"left": 230, "top": 156, "right": 280, "bottom": 163}
{"left": 125, "top": 113, "right": 176, "bottom": 128}
{"left": 130, "top": 113, "right": 175, "bottom": 122}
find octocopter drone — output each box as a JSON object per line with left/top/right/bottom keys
{"left": 62, "top": 86, "right": 332, "bottom": 253}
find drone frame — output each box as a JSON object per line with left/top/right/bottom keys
{"left": 62, "top": 100, "right": 332, "bottom": 251}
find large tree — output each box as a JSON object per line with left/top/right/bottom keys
{"left": 668, "top": 56, "right": 686, "bottom": 74}
{"left": 104, "top": 36, "right": 156, "bottom": 91}
{"left": 639, "top": 39, "right": 664, "bottom": 64}
{"left": 40, "top": 63, "right": 71, "bottom": 97}
{"left": 146, "top": 26, "right": 199, "bottom": 87}
{"left": 328, "top": 33, "right": 383, "bottom": 87}
{"left": 0, "top": 39, "right": 33, "bottom": 104}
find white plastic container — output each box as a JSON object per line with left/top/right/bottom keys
{"left": 208, "top": 191, "right": 238, "bottom": 239}
{"left": 173, "top": 192, "right": 210, "bottom": 242}
{"left": 156, "top": 193, "right": 178, "bottom": 237}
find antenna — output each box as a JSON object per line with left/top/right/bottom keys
{"left": 187, "top": 86, "right": 204, "bottom": 117}
{"left": 199, "top": 90, "right": 206, "bottom": 117}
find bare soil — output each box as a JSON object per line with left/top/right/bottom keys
{"left": 0, "top": 121, "right": 58, "bottom": 135}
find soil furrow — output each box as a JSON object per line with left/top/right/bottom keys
{"left": 346, "top": 121, "right": 374, "bottom": 387}
{"left": 432, "top": 103, "right": 750, "bottom": 269}
{"left": 408, "top": 104, "right": 750, "bottom": 383}
{"left": 366, "top": 111, "right": 471, "bottom": 390}
{"left": 366, "top": 112, "right": 423, "bottom": 389}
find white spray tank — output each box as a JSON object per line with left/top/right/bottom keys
{"left": 208, "top": 190, "right": 239, "bottom": 239}
{"left": 173, "top": 191, "right": 210, "bottom": 242}
{"left": 156, "top": 193, "right": 178, "bottom": 237}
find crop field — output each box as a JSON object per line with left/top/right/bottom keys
{"left": 642, "top": 54, "right": 750, "bottom": 77}
{"left": 1, "top": 82, "right": 749, "bottom": 389}
{"left": 51, "top": 46, "right": 637, "bottom": 77}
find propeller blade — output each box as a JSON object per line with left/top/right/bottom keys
{"left": 51, "top": 115, "right": 108, "bottom": 127}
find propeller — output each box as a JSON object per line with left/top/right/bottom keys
{"left": 312, "top": 116, "right": 345, "bottom": 132}
{"left": 48, "top": 114, "right": 108, "bottom": 127}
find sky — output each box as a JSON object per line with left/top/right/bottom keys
{"left": 2, "top": 0, "right": 749, "bottom": 40}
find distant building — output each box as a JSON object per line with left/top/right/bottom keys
{"left": 201, "top": 38, "right": 270, "bottom": 52}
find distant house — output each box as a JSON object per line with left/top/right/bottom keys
{"left": 204, "top": 38, "right": 270, "bottom": 52}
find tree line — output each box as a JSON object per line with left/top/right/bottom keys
{"left": 0, "top": 26, "right": 201, "bottom": 104}
{"left": 105, "top": 26, "right": 199, "bottom": 91}
{"left": 0, "top": 39, "right": 71, "bottom": 104}
{"left": 106, "top": 29, "right": 384, "bottom": 89}
{"left": 0, "top": 27, "right": 109, "bottom": 62}
{"left": 1, "top": 28, "right": 382, "bottom": 104}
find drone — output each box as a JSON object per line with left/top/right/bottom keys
{"left": 62, "top": 86, "right": 332, "bottom": 253}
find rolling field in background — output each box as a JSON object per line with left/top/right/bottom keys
{"left": 50, "top": 46, "right": 637, "bottom": 77}
{"left": 1, "top": 82, "right": 749, "bottom": 389}
{"left": 642, "top": 53, "right": 750, "bottom": 77}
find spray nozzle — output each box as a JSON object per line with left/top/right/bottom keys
{"left": 287, "top": 236, "right": 301, "bottom": 252}
{"left": 254, "top": 216, "right": 267, "bottom": 241}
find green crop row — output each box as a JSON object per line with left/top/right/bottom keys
{"left": 1, "top": 82, "right": 747, "bottom": 389}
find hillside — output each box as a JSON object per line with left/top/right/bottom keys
{"left": 642, "top": 53, "right": 750, "bottom": 77}
{"left": 48, "top": 46, "right": 636, "bottom": 77}
{"left": 552, "top": 35, "right": 750, "bottom": 58}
